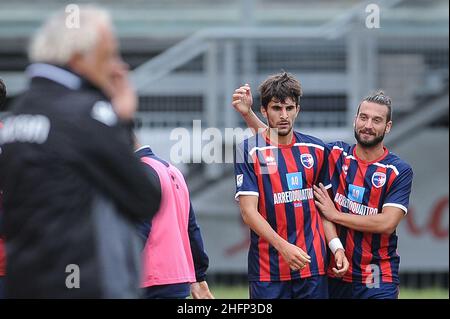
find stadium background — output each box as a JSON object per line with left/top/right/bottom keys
{"left": 0, "top": 0, "right": 448, "bottom": 298}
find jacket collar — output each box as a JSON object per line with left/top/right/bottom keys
{"left": 26, "top": 63, "right": 107, "bottom": 97}
{"left": 135, "top": 145, "right": 154, "bottom": 158}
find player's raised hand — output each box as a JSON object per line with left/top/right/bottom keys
{"left": 332, "top": 249, "right": 349, "bottom": 277}
{"left": 232, "top": 84, "right": 253, "bottom": 116}
{"left": 279, "top": 241, "right": 311, "bottom": 271}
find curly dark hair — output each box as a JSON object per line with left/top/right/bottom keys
{"left": 258, "top": 71, "right": 302, "bottom": 109}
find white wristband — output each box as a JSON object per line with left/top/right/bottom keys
{"left": 328, "top": 238, "right": 344, "bottom": 255}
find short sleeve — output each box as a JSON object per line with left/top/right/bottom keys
{"left": 318, "top": 143, "right": 332, "bottom": 190}
{"left": 326, "top": 141, "right": 347, "bottom": 195}
{"left": 234, "top": 140, "right": 259, "bottom": 201}
{"left": 383, "top": 167, "right": 413, "bottom": 214}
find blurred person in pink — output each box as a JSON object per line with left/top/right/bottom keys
{"left": 135, "top": 137, "right": 214, "bottom": 299}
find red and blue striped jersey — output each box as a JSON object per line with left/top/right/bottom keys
{"left": 326, "top": 141, "right": 413, "bottom": 284}
{"left": 234, "top": 130, "right": 331, "bottom": 282}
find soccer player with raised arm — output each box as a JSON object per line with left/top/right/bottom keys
{"left": 233, "top": 72, "right": 349, "bottom": 299}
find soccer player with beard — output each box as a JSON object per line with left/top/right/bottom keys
{"left": 314, "top": 91, "right": 413, "bottom": 299}
{"left": 233, "top": 89, "right": 413, "bottom": 299}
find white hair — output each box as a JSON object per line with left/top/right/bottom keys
{"left": 28, "top": 5, "right": 112, "bottom": 65}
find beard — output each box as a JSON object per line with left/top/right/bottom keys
{"left": 354, "top": 129, "right": 385, "bottom": 148}
{"left": 268, "top": 120, "right": 293, "bottom": 137}
{"left": 276, "top": 126, "right": 293, "bottom": 136}
{"left": 267, "top": 125, "right": 293, "bottom": 138}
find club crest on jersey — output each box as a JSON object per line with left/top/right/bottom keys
{"left": 372, "top": 172, "right": 386, "bottom": 188}
{"left": 300, "top": 154, "right": 314, "bottom": 169}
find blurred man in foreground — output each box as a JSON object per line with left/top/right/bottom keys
{"left": 0, "top": 6, "right": 161, "bottom": 298}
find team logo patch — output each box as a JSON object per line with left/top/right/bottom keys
{"left": 300, "top": 154, "right": 314, "bottom": 169}
{"left": 286, "top": 172, "right": 303, "bottom": 190}
{"left": 372, "top": 172, "right": 386, "bottom": 188}
{"left": 348, "top": 184, "right": 365, "bottom": 203}
{"left": 236, "top": 174, "right": 243, "bottom": 188}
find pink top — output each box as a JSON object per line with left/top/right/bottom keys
{"left": 140, "top": 156, "right": 196, "bottom": 287}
